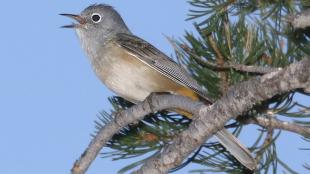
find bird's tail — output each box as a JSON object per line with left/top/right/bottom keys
{"left": 172, "top": 108, "right": 256, "bottom": 170}
{"left": 215, "top": 129, "right": 256, "bottom": 170}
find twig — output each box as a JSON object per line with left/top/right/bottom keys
{"left": 195, "top": 56, "right": 280, "bottom": 74}
{"left": 134, "top": 58, "right": 310, "bottom": 173}
{"left": 254, "top": 127, "right": 274, "bottom": 163}
{"left": 229, "top": 63, "right": 281, "bottom": 74}
{"left": 170, "top": 37, "right": 279, "bottom": 75}
{"left": 71, "top": 94, "right": 202, "bottom": 174}
{"left": 226, "top": 63, "right": 280, "bottom": 74}
{"left": 180, "top": 44, "right": 280, "bottom": 74}
{"left": 246, "top": 116, "right": 310, "bottom": 137}
{"left": 207, "top": 34, "right": 229, "bottom": 92}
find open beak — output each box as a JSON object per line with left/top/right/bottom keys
{"left": 59, "top": 14, "right": 86, "bottom": 28}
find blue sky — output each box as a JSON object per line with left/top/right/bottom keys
{"left": 0, "top": 1, "right": 308, "bottom": 174}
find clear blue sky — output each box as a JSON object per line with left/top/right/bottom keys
{"left": 0, "top": 1, "right": 308, "bottom": 174}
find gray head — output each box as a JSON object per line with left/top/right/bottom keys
{"left": 61, "top": 4, "right": 130, "bottom": 57}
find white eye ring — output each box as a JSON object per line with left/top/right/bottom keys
{"left": 91, "top": 13, "right": 102, "bottom": 23}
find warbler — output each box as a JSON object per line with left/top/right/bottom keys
{"left": 61, "top": 4, "right": 255, "bottom": 170}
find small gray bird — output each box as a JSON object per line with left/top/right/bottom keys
{"left": 61, "top": 4, "right": 256, "bottom": 170}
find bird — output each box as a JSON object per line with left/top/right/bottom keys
{"left": 60, "top": 4, "right": 256, "bottom": 170}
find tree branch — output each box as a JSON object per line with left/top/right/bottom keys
{"left": 246, "top": 116, "right": 310, "bottom": 137}
{"left": 254, "top": 126, "right": 274, "bottom": 163}
{"left": 180, "top": 44, "right": 279, "bottom": 74}
{"left": 207, "top": 34, "right": 229, "bottom": 93}
{"left": 195, "top": 56, "right": 280, "bottom": 74}
{"left": 135, "top": 58, "right": 310, "bottom": 173}
{"left": 71, "top": 94, "right": 202, "bottom": 174}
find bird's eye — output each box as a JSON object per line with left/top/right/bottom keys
{"left": 91, "top": 13, "right": 101, "bottom": 23}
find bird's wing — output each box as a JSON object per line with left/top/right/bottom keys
{"left": 114, "top": 33, "right": 213, "bottom": 103}
{"left": 114, "top": 33, "right": 256, "bottom": 170}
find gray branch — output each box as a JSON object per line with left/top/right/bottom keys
{"left": 135, "top": 58, "right": 310, "bottom": 173}
{"left": 246, "top": 116, "right": 310, "bottom": 137}
{"left": 289, "top": 9, "right": 310, "bottom": 29}
{"left": 71, "top": 94, "right": 202, "bottom": 174}
{"left": 226, "top": 63, "right": 280, "bottom": 74}
{"left": 192, "top": 55, "right": 279, "bottom": 74}
{"left": 167, "top": 36, "right": 279, "bottom": 74}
